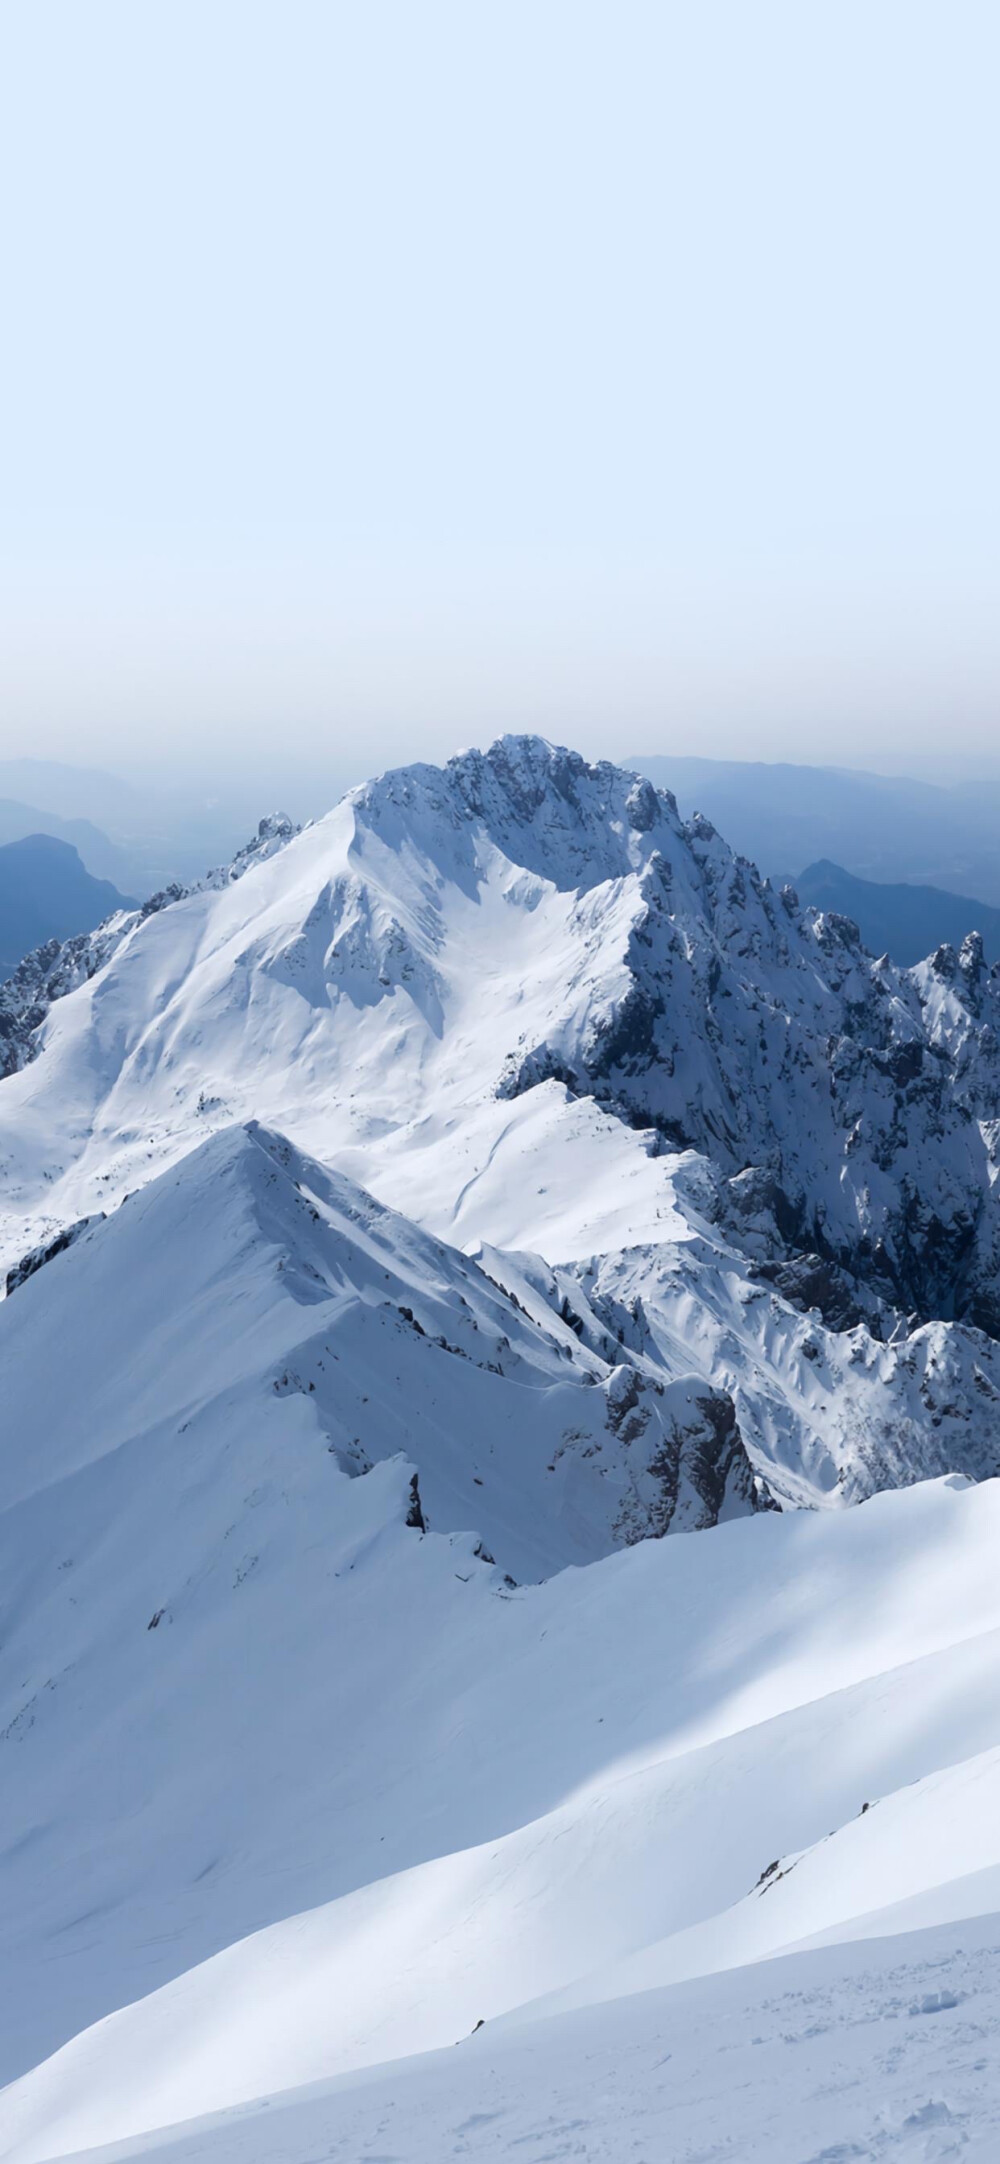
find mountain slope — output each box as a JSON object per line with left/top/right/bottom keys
{"left": 3, "top": 1472, "right": 1000, "bottom": 2158}
{"left": 794, "top": 856, "right": 1000, "bottom": 966}
{"left": 0, "top": 834, "right": 133, "bottom": 979}
{"left": 32, "top": 1918, "right": 1000, "bottom": 2164}
{"left": 0, "top": 810, "right": 297, "bottom": 1085}
{"left": 540, "top": 1224, "right": 1000, "bottom": 1509}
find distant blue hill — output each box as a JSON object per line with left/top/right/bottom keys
{"left": 0, "top": 834, "right": 134, "bottom": 980}
{"left": 0, "top": 797, "right": 134, "bottom": 888}
{"left": 793, "top": 859, "right": 1000, "bottom": 968}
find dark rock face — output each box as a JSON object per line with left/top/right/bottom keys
{"left": 606, "top": 1368, "right": 770, "bottom": 1541}
{"left": 672, "top": 1386, "right": 775, "bottom": 1527}
{"left": 404, "top": 1473, "right": 427, "bottom": 1532}
{"left": 5, "top": 1215, "right": 105, "bottom": 1297}
{"left": 747, "top": 1253, "right": 874, "bottom": 1336}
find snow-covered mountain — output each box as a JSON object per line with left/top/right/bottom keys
{"left": 4, "top": 738, "right": 1000, "bottom": 1319}
{"left": 4, "top": 737, "right": 1000, "bottom": 2159}
{"left": 3, "top": 737, "right": 1000, "bottom": 1508}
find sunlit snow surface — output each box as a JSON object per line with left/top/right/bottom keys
{"left": 3, "top": 1468, "right": 1000, "bottom": 2160}
{"left": 33, "top": 1922, "right": 1000, "bottom": 2164}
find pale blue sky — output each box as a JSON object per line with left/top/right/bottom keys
{"left": 0, "top": 1, "right": 997, "bottom": 785}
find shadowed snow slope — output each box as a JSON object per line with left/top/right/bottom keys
{"left": 3, "top": 1473, "right": 1000, "bottom": 2158}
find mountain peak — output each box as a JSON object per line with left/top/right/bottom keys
{"left": 350, "top": 734, "right": 684, "bottom": 895}
{"left": 4, "top": 733, "right": 1000, "bottom": 1442}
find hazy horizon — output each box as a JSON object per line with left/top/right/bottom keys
{"left": 1, "top": 2, "right": 998, "bottom": 787}
{"left": 11, "top": 734, "right": 1000, "bottom": 840}
{"left": 12, "top": 735, "right": 1000, "bottom": 830}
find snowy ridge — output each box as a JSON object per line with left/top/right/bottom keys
{"left": 0, "top": 1123, "right": 760, "bottom": 2086}
{"left": 0, "top": 1121, "right": 757, "bottom": 1567}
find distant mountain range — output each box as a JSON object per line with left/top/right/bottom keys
{"left": 629, "top": 753, "right": 1000, "bottom": 905}
{"left": 0, "top": 834, "right": 133, "bottom": 979}
{"left": 0, "top": 761, "right": 267, "bottom": 894}
{"left": 11, "top": 748, "right": 1000, "bottom": 922}
{"left": 794, "top": 859, "right": 1000, "bottom": 968}
{"left": 0, "top": 796, "right": 135, "bottom": 888}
